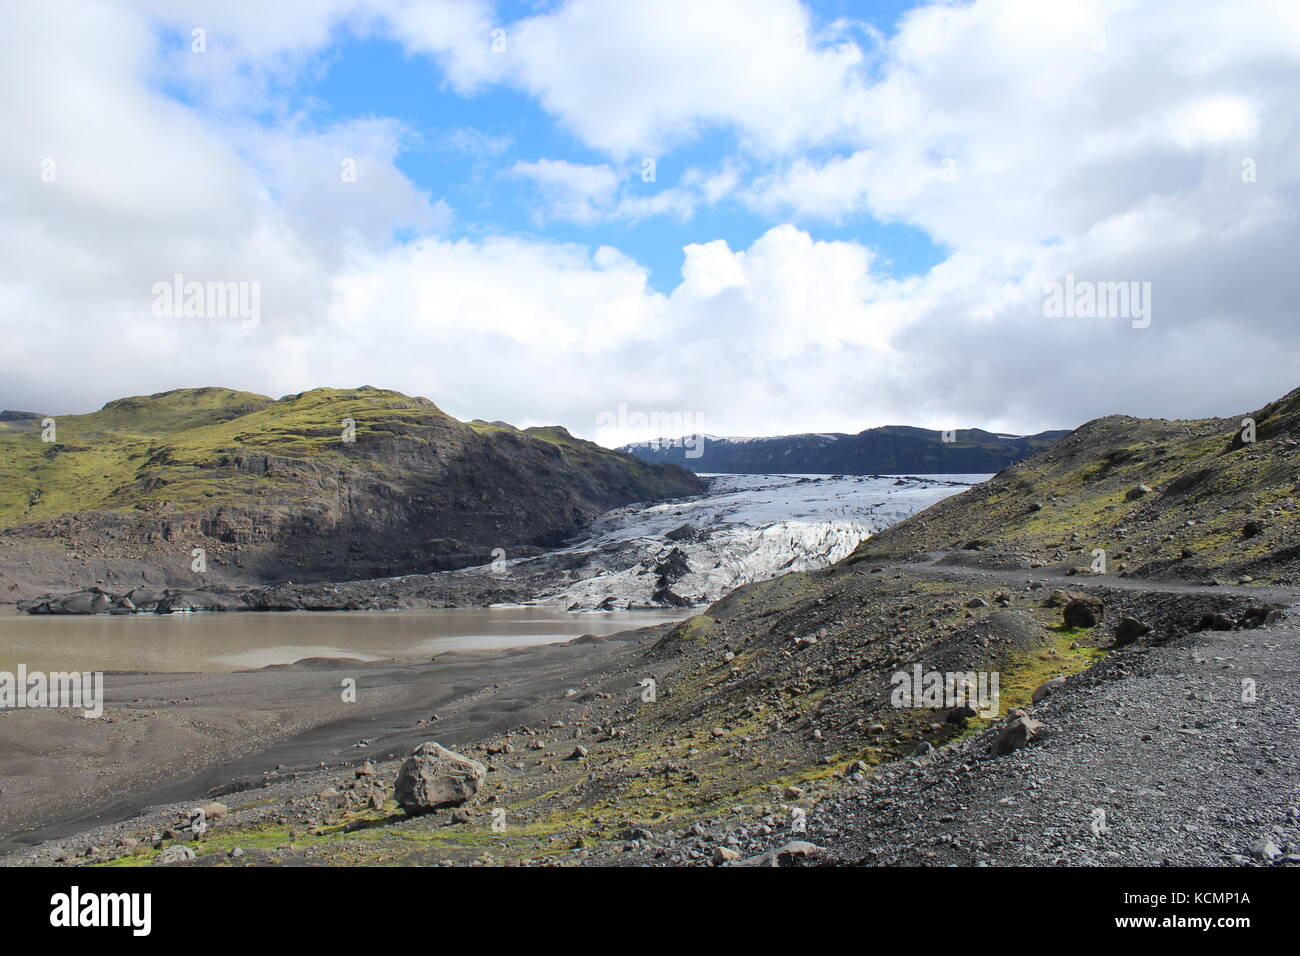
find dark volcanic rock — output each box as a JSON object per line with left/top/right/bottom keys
{"left": 993, "top": 715, "right": 1044, "bottom": 756}
{"left": 1112, "top": 616, "right": 1151, "bottom": 646}
{"left": 653, "top": 547, "right": 692, "bottom": 584}
{"left": 1062, "top": 595, "right": 1104, "bottom": 628}
{"left": 1240, "top": 604, "right": 1285, "bottom": 628}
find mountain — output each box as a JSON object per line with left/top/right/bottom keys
{"left": 0, "top": 386, "right": 702, "bottom": 597}
{"left": 619, "top": 425, "right": 1070, "bottom": 474}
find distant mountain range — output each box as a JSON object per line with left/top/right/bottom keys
{"left": 619, "top": 425, "right": 1072, "bottom": 475}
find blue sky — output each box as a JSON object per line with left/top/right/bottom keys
{"left": 289, "top": 1, "right": 942, "bottom": 292}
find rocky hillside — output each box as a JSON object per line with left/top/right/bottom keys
{"left": 621, "top": 425, "right": 1068, "bottom": 474}
{"left": 849, "top": 387, "right": 1300, "bottom": 582}
{"left": 0, "top": 387, "right": 702, "bottom": 598}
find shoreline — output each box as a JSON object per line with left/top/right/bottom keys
{"left": 0, "top": 623, "right": 669, "bottom": 856}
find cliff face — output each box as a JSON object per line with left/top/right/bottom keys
{"left": 621, "top": 425, "right": 1070, "bottom": 474}
{"left": 0, "top": 387, "right": 703, "bottom": 596}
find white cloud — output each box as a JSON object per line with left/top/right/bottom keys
{"left": 4, "top": 0, "right": 1300, "bottom": 449}
{"left": 509, "top": 159, "right": 620, "bottom": 225}
{"left": 393, "top": 0, "right": 872, "bottom": 158}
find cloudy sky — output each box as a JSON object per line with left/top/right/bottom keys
{"left": 2, "top": 0, "right": 1298, "bottom": 445}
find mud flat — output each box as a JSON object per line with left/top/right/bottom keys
{"left": 0, "top": 623, "right": 664, "bottom": 854}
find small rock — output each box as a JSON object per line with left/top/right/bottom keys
{"left": 1031, "top": 676, "right": 1067, "bottom": 702}
{"left": 1251, "top": 838, "right": 1283, "bottom": 861}
{"left": 993, "top": 716, "right": 1044, "bottom": 756}
{"left": 154, "top": 845, "right": 196, "bottom": 865}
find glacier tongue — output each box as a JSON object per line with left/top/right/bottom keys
{"left": 489, "top": 473, "right": 988, "bottom": 609}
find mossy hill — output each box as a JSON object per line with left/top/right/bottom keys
{"left": 0, "top": 386, "right": 702, "bottom": 596}
{"left": 850, "top": 386, "right": 1300, "bottom": 583}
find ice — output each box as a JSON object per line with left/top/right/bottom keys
{"left": 496, "top": 472, "right": 989, "bottom": 609}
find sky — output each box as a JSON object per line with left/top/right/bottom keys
{"left": 2, "top": 0, "right": 1299, "bottom": 447}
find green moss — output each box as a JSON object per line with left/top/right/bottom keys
{"left": 672, "top": 614, "right": 717, "bottom": 645}
{"left": 0, "top": 386, "right": 699, "bottom": 529}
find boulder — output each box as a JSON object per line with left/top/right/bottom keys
{"left": 736, "top": 840, "right": 824, "bottom": 867}
{"left": 154, "top": 845, "right": 196, "bottom": 865}
{"left": 1240, "top": 605, "right": 1285, "bottom": 629}
{"left": 1031, "top": 676, "right": 1067, "bottom": 702}
{"left": 1198, "top": 612, "right": 1235, "bottom": 632}
{"left": 1112, "top": 617, "right": 1151, "bottom": 647}
{"left": 1062, "top": 595, "right": 1104, "bottom": 628}
{"left": 992, "top": 715, "right": 1044, "bottom": 756}
{"left": 1043, "top": 588, "right": 1088, "bottom": 608}
{"left": 394, "top": 742, "right": 487, "bottom": 815}
{"left": 946, "top": 704, "right": 978, "bottom": 723}
{"left": 1125, "top": 484, "right": 1152, "bottom": 501}
{"left": 1251, "top": 838, "right": 1283, "bottom": 861}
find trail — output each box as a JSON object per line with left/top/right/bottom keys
{"left": 746, "top": 552, "right": 1300, "bottom": 867}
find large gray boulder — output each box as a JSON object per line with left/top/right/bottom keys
{"left": 394, "top": 742, "right": 487, "bottom": 815}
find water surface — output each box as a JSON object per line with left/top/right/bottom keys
{"left": 0, "top": 606, "right": 691, "bottom": 674}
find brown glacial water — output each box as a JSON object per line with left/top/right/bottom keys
{"left": 0, "top": 605, "right": 691, "bottom": 674}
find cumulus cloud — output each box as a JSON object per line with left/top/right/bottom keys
{"left": 3, "top": 0, "right": 1299, "bottom": 447}
{"left": 400, "top": 0, "right": 871, "bottom": 158}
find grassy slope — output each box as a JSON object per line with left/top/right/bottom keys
{"left": 0, "top": 387, "right": 277, "bottom": 523}
{"left": 849, "top": 386, "right": 1300, "bottom": 580}
{"left": 0, "top": 387, "right": 697, "bottom": 529}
